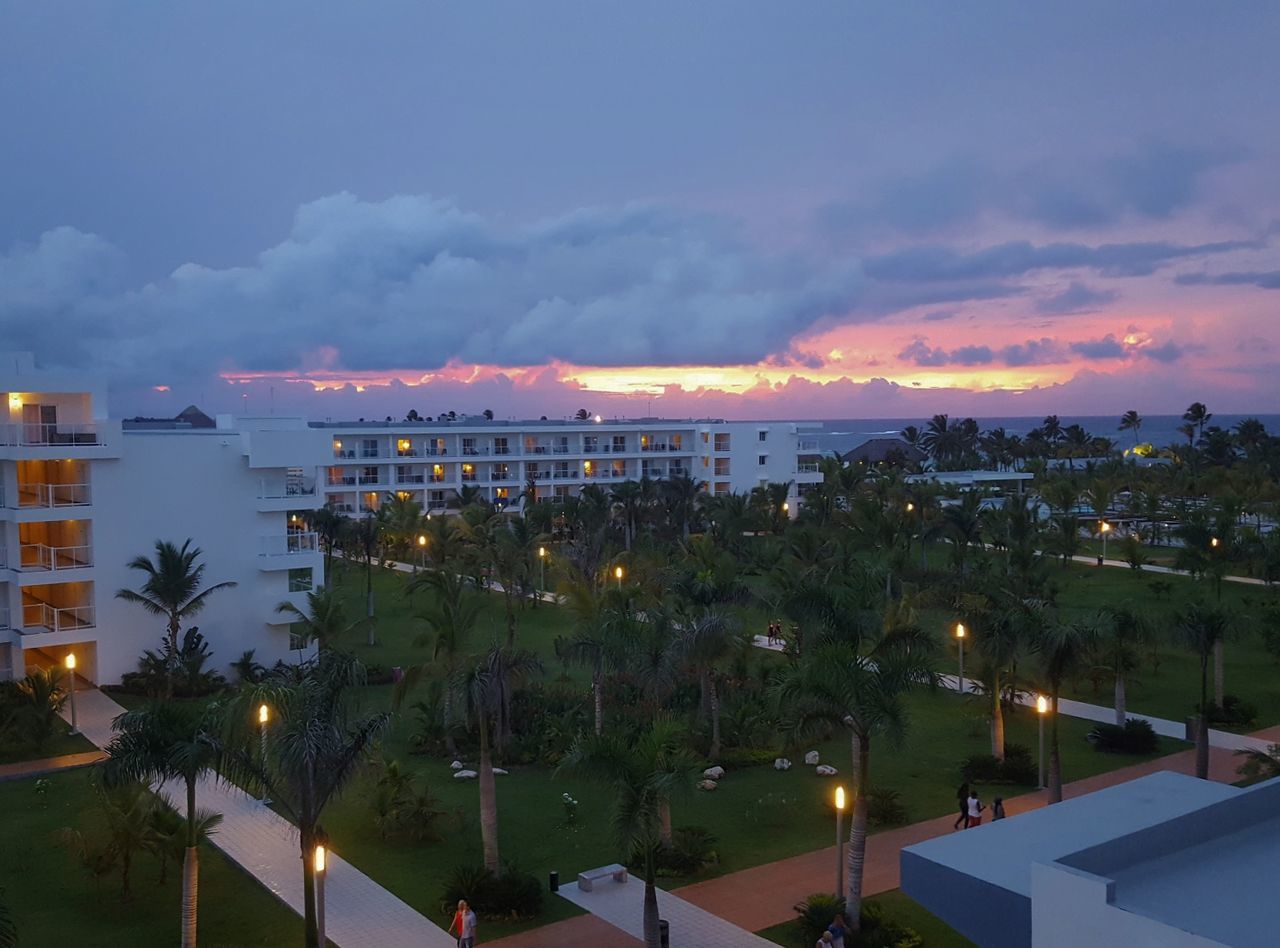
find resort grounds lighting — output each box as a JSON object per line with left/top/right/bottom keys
{"left": 417, "top": 533, "right": 427, "bottom": 570}
{"left": 258, "top": 703, "right": 271, "bottom": 804}
{"left": 906, "top": 502, "right": 914, "bottom": 512}
{"left": 834, "top": 786, "right": 847, "bottom": 899}
{"left": 65, "top": 653, "right": 79, "bottom": 735}
{"left": 314, "top": 844, "right": 327, "bottom": 947}
{"left": 1211, "top": 536, "right": 1220, "bottom": 549}
{"left": 1100, "top": 520, "right": 1111, "bottom": 564}
{"left": 615, "top": 564, "right": 624, "bottom": 590}
{"left": 955, "top": 623, "right": 966, "bottom": 695}
{"left": 539, "top": 545, "right": 547, "bottom": 593}
{"left": 1037, "top": 695, "right": 1049, "bottom": 790}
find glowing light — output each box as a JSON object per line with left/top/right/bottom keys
{"left": 7, "top": 394, "right": 21, "bottom": 410}
{"left": 152, "top": 385, "right": 170, "bottom": 393}
{"left": 258, "top": 704, "right": 269, "bottom": 725}
{"left": 593, "top": 414, "right": 602, "bottom": 423}
{"left": 1036, "top": 695, "right": 1048, "bottom": 714}
{"left": 835, "top": 786, "right": 846, "bottom": 811}
{"left": 1100, "top": 521, "right": 1111, "bottom": 533}
{"left": 418, "top": 535, "right": 427, "bottom": 546}
{"left": 614, "top": 566, "right": 623, "bottom": 579}
{"left": 906, "top": 502, "right": 914, "bottom": 512}
{"left": 955, "top": 623, "right": 966, "bottom": 639}
{"left": 314, "top": 845, "right": 326, "bottom": 873}
{"left": 65, "top": 653, "right": 76, "bottom": 671}
{"left": 1211, "top": 537, "right": 1220, "bottom": 548}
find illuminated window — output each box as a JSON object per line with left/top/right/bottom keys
{"left": 495, "top": 487, "right": 509, "bottom": 500}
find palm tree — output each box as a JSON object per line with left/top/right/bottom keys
{"left": 611, "top": 480, "right": 644, "bottom": 551}
{"left": 1035, "top": 619, "right": 1095, "bottom": 803}
{"left": 559, "top": 716, "right": 700, "bottom": 948}
{"left": 1178, "top": 603, "right": 1229, "bottom": 779}
{"left": 773, "top": 623, "right": 935, "bottom": 934}
{"left": 557, "top": 570, "right": 629, "bottom": 736}
{"left": 348, "top": 509, "right": 389, "bottom": 645}
{"left": 1183, "top": 402, "right": 1213, "bottom": 440}
{"left": 275, "top": 585, "right": 364, "bottom": 656}
{"left": 103, "top": 701, "right": 222, "bottom": 947}
{"left": 1119, "top": 410, "right": 1142, "bottom": 447}
{"left": 311, "top": 504, "right": 349, "bottom": 577}
{"left": 678, "top": 611, "right": 740, "bottom": 758}
{"left": 117, "top": 539, "right": 237, "bottom": 693}
{"left": 661, "top": 474, "right": 704, "bottom": 541}
{"left": 940, "top": 493, "right": 983, "bottom": 576}
{"left": 1094, "top": 605, "right": 1150, "bottom": 725}
{"left": 223, "top": 653, "right": 391, "bottom": 948}
{"left": 1041, "top": 415, "right": 1064, "bottom": 445}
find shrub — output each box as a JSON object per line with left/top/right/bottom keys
{"left": 866, "top": 787, "right": 909, "bottom": 827}
{"left": 961, "top": 743, "right": 1036, "bottom": 785}
{"left": 440, "top": 863, "right": 543, "bottom": 920}
{"left": 794, "top": 893, "right": 846, "bottom": 944}
{"left": 1088, "top": 718, "right": 1158, "bottom": 754}
{"left": 654, "top": 825, "right": 719, "bottom": 876}
{"left": 715, "top": 747, "right": 780, "bottom": 768}
{"left": 1204, "top": 694, "right": 1258, "bottom": 728}
{"left": 792, "top": 895, "right": 923, "bottom": 948}
{"left": 363, "top": 664, "right": 395, "bottom": 686}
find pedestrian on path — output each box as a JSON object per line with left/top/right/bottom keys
{"left": 449, "top": 899, "right": 477, "bottom": 947}
{"left": 954, "top": 782, "right": 970, "bottom": 830}
{"left": 816, "top": 932, "right": 834, "bottom": 947}
{"left": 966, "top": 790, "right": 985, "bottom": 828}
{"left": 827, "top": 912, "right": 848, "bottom": 948}
{"left": 992, "top": 797, "right": 1006, "bottom": 821}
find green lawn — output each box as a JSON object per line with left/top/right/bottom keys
{"left": 0, "top": 717, "right": 98, "bottom": 764}
{"left": 756, "top": 890, "right": 975, "bottom": 946}
{"left": 0, "top": 770, "right": 303, "bottom": 947}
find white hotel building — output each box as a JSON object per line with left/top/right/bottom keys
{"left": 1, "top": 353, "right": 821, "bottom": 685}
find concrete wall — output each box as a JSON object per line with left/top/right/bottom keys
{"left": 901, "top": 848, "right": 1031, "bottom": 948}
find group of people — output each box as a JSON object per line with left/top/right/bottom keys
{"left": 816, "top": 912, "right": 850, "bottom": 946}
{"left": 766, "top": 619, "right": 794, "bottom": 647}
{"left": 953, "top": 783, "right": 1005, "bottom": 830}
{"left": 449, "top": 900, "right": 477, "bottom": 947}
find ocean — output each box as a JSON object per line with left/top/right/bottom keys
{"left": 809, "top": 414, "right": 1280, "bottom": 458}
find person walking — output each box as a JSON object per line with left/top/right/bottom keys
{"left": 966, "top": 790, "right": 985, "bottom": 828}
{"left": 449, "top": 899, "right": 477, "bottom": 947}
{"left": 953, "top": 782, "right": 970, "bottom": 830}
{"left": 992, "top": 797, "right": 1006, "bottom": 821}
{"left": 827, "top": 912, "right": 848, "bottom": 948}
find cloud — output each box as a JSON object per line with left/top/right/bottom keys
{"left": 1141, "top": 341, "right": 1186, "bottom": 362}
{"left": 897, "top": 337, "right": 1068, "bottom": 367}
{"left": 864, "top": 238, "right": 1256, "bottom": 283}
{"left": 0, "top": 194, "right": 870, "bottom": 381}
{"left": 1070, "top": 335, "right": 1128, "bottom": 359}
{"left": 1175, "top": 270, "right": 1280, "bottom": 289}
{"left": 1035, "top": 281, "right": 1120, "bottom": 314}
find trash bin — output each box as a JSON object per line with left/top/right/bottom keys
{"left": 392, "top": 666, "right": 403, "bottom": 683}
{"left": 548, "top": 870, "right": 559, "bottom": 893}
{"left": 659, "top": 919, "right": 670, "bottom": 947}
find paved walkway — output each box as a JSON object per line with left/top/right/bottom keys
{"left": 0, "top": 749, "right": 107, "bottom": 782}
{"left": 489, "top": 914, "right": 644, "bottom": 948}
{"left": 59, "top": 686, "right": 455, "bottom": 948}
{"left": 559, "top": 875, "right": 776, "bottom": 947}
{"left": 387, "top": 559, "right": 559, "bottom": 603}
{"left": 673, "top": 743, "right": 1244, "bottom": 933}
{"left": 1065, "top": 551, "right": 1268, "bottom": 586}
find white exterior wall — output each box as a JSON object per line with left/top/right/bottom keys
{"left": 1031, "top": 863, "right": 1224, "bottom": 948}
{"left": 89, "top": 429, "right": 324, "bottom": 684}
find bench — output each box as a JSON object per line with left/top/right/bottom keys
{"left": 577, "top": 863, "right": 629, "bottom": 892}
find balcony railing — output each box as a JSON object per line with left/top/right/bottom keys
{"left": 424, "top": 447, "right": 449, "bottom": 457}
{"left": 259, "top": 476, "right": 317, "bottom": 499}
{"left": 489, "top": 471, "right": 515, "bottom": 482}
{"left": 15, "top": 483, "right": 92, "bottom": 508}
{"left": 526, "top": 445, "right": 550, "bottom": 455}
{"left": 396, "top": 448, "right": 420, "bottom": 458}
{"left": 397, "top": 474, "right": 426, "bottom": 484}
{"left": 528, "top": 471, "right": 551, "bottom": 481}
{"left": 333, "top": 449, "right": 356, "bottom": 459}
{"left": 328, "top": 474, "right": 357, "bottom": 486}
{"left": 797, "top": 462, "right": 821, "bottom": 474}
{"left": 1, "top": 422, "right": 102, "bottom": 447}
{"left": 553, "top": 470, "right": 579, "bottom": 479}
{"left": 428, "top": 474, "right": 446, "bottom": 483}
{"left": 259, "top": 532, "right": 318, "bottom": 556}
{"left": 552, "top": 445, "right": 570, "bottom": 455}
{"left": 360, "top": 449, "right": 380, "bottom": 459}
{"left": 461, "top": 474, "right": 478, "bottom": 482}
{"left": 492, "top": 446, "right": 513, "bottom": 456}
{"left": 799, "top": 439, "right": 820, "bottom": 452}
{"left": 20, "top": 543, "right": 93, "bottom": 572}
{"left": 357, "top": 475, "right": 381, "bottom": 486}
{"left": 21, "top": 602, "right": 96, "bottom": 633}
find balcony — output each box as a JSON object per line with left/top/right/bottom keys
{"left": 799, "top": 439, "right": 820, "bottom": 453}
{"left": 20, "top": 602, "right": 96, "bottom": 634}
{"left": 397, "top": 474, "right": 426, "bottom": 484}
{"left": 13, "top": 483, "right": 92, "bottom": 509}
{"left": 428, "top": 474, "right": 446, "bottom": 483}
{"left": 0, "top": 605, "right": 9, "bottom": 631}
{"left": 528, "top": 471, "right": 551, "bottom": 481}
{"left": 328, "top": 474, "right": 357, "bottom": 486}
{"left": 257, "top": 476, "right": 320, "bottom": 511}
{"left": 489, "top": 472, "right": 515, "bottom": 482}
{"left": 526, "top": 445, "right": 550, "bottom": 455}
{"left": 552, "top": 445, "right": 570, "bottom": 455}
{"left": 492, "top": 446, "right": 513, "bottom": 456}
{"left": 356, "top": 474, "right": 381, "bottom": 486}
{"left": 258, "top": 532, "right": 319, "bottom": 570}
{"left": 553, "top": 470, "right": 579, "bottom": 479}
{"left": 461, "top": 474, "right": 478, "bottom": 483}
{"left": 19, "top": 543, "right": 93, "bottom": 572}
{"left": 396, "top": 448, "right": 421, "bottom": 458}
{"left": 424, "top": 447, "right": 449, "bottom": 457}
{"left": 797, "top": 462, "right": 821, "bottom": 474}
{"left": 461, "top": 447, "right": 485, "bottom": 456}
{"left": 1, "top": 422, "right": 101, "bottom": 447}
{"left": 333, "top": 449, "right": 356, "bottom": 459}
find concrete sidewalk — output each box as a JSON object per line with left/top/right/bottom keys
{"left": 0, "top": 749, "right": 106, "bottom": 782}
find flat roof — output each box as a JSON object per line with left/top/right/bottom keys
{"left": 308, "top": 417, "right": 733, "bottom": 429}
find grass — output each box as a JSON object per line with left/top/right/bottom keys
{"left": 755, "top": 890, "right": 975, "bottom": 946}
{"left": 0, "top": 769, "right": 304, "bottom": 947}
{"left": 0, "top": 717, "right": 98, "bottom": 764}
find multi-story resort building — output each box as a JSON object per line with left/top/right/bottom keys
{"left": 0, "top": 353, "right": 822, "bottom": 685}
{"left": 316, "top": 418, "right": 823, "bottom": 514}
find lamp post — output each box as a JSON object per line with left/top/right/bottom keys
{"left": 955, "top": 623, "right": 966, "bottom": 695}
{"left": 65, "top": 653, "right": 79, "bottom": 735}
{"left": 417, "top": 533, "right": 426, "bottom": 570}
{"left": 614, "top": 564, "right": 623, "bottom": 591}
{"left": 258, "top": 703, "right": 271, "bottom": 804}
{"left": 834, "top": 786, "right": 846, "bottom": 900}
{"left": 1210, "top": 536, "right": 1219, "bottom": 549}
{"left": 314, "top": 844, "right": 327, "bottom": 948}
{"left": 1036, "top": 695, "right": 1048, "bottom": 789}
{"left": 538, "top": 546, "right": 546, "bottom": 595}
{"left": 1099, "top": 521, "right": 1111, "bottom": 564}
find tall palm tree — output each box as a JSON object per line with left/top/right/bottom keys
{"left": 275, "top": 585, "right": 364, "bottom": 656}
{"left": 1095, "top": 605, "right": 1150, "bottom": 725}
{"left": 1119, "top": 410, "right": 1142, "bottom": 447}
{"left": 773, "top": 624, "right": 935, "bottom": 934}
{"left": 559, "top": 716, "right": 700, "bottom": 948}
{"left": 311, "top": 504, "right": 349, "bottom": 577}
{"left": 349, "top": 508, "right": 389, "bottom": 645}
{"left": 222, "top": 653, "right": 391, "bottom": 948}
{"left": 1035, "top": 619, "right": 1095, "bottom": 803}
{"left": 557, "top": 570, "right": 629, "bottom": 736}
{"left": 103, "top": 701, "right": 222, "bottom": 948}
{"left": 610, "top": 480, "right": 644, "bottom": 551}
{"left": 1183, "top": 402, "right": 1213, "bottom": 440}
{"left": 661, "top": 474, "right": 704, "bottom": 541}
{"left": 678, "top": 611, "right": 740, "bottom": 758}
{"left": 1179, "top": 603, "right": 1229, "bottom": 779}
{"left": 117, "top": 539, "right": 237, "bottom": 695}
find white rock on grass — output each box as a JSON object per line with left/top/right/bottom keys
{"left": 696, "top": 779, "right": 718, "bottom": 791}
{"left": 804, "top": 751, "right": 820, "bottom": 766}
{"left": 453, "top": 769, "right": 478, "bottom": 780}
{"left": 774, "top": 758, "right": 792, "bottom": 771}
{"left": 815, "top": 764, "right": 838, "bottom": 776}
{"left": 703, "top": 766, "right": 725, "bottom": 780}
{"left": 450, "top": 760, "right": 464, "bottom": 770}
{"left": 493, "top": 768, "right": 509, "bottom": 776}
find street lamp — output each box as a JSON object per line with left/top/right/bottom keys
{"left": 614, "top": 564, "right": 624, "bottom": 590}
{"left": 1099, "top": 521, "right": 1111, "bottom": 564}
{"left": 1036, "top": 695, "right": 1049, "bottom": 789}
{"left": 905, "top": 502, "right": 914, "bottom": 512}
{"left": 1210, "top": 536, "right": 1220, "bottom": 549}
{"left": 417, "top": 533, "right": 426, "bottom": 570}
{"left": 314, "top": 844, "right": 327, "bottom": 948}
{"left": 258, "top": 703, "right": 271, "bottom": 804}
{"left": 834, "top": 786, "right": 846, "bottom": 900}
{"left": 955, "top": 623, "right": 966, "bottom": 695}
{"left": 65, "top": 653, "right": 79, "bottom": 735}
{"left": 539, "top": 546, "right": 547, "bottom": 594}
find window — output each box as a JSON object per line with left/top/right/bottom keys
{"left": 494, "top": 487, "right": 510, "bottom": 500}
{"left": 430, "top": 438, "right": 447, "bottom": 456}
{"left": 758, "top": 455, "right": 767, "bottom": 466}
{"left": 715, "top": 458, "right": 730, "bottom": 476}
{"left": 332, "top": 439, "right": 352, "bottom": 459}
{"left": 671, "top": 434, "right": 683, "bottom": 450}
{"left": 758, "top": 430, "right": 768, "bottom": 442}
{"left": 359, "top": 466, "right": 379, "bottom": 485}
{"left": 714, "top": 433, "right": 731, "bottom": 451}
{"left": 493, "top": 437, "right": 509, "bottom": 455}
{"left": 361, "top": 438, "right": 379, "bottom": 458}
{"left": 462, "top": 438, "right": 478, "bottom": 456}
{"left": 431, "top": 464, "right": 445, "bottom": 482}
{"left": 714, "top": 481, "right": 730, "bottom": 496}
{"left": 288, "top": 630, "right": 308, "bottom": 651}
{"left": 583, "top": 435, "right": 598, "bottom": 452}
{"left": 397, "top": 438, "right": 413, "bottom": 457}
{"left": 612, "top": 435, "right": 626, "bottom": 452}
{"left": 493, "top": 463, "right": 509, "bottom": 480}
{"left": 461, "top": 463, "right": 476, "bottom": 482}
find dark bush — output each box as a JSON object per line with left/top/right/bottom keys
{"left": 961, "top": 743, "right": 1036, "bottom": 785}
{"left": 363, "top": 664, "right": 395, "bottom": 686}
{"left": 654, "top": 825, "right": 719, "bottom": 876}
{"left": 792, "top": 894, "right": 923, "bottom": 947}
{"left": 715, "top": 747, "right": 780, "bottom": 768}
{"left": 867, "top": 787, "right": 909, "bottom": 827}
{"left": 1088, "top": 718, "right": 1158, "bottom": 754}
{"left": 1204, "top": 694, "right": 1258, "bottom": 728}
{"left": 440, "top": 863, "right": 543, "bottom": 920}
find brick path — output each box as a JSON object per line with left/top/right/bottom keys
{"left": 671, "top": 745, "right": 1243, "bottom": 933}
{"left": 0, "top": 749, "right": 107, "bottom": 782}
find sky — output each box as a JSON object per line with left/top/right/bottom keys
{"left": 2, "top": 2, "right": 1279, "bottom": 422}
